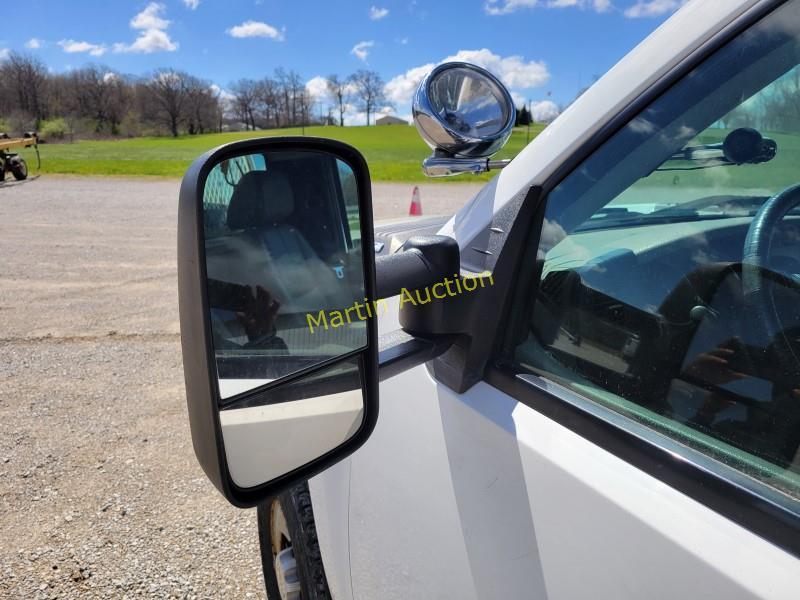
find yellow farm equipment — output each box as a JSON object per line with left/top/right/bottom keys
{"left": 0, "top": 132, "right": 39, "bottom": 181}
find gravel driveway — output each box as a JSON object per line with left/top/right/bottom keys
{"left": 0, "top": 176, "right": 480, "bottom": 599}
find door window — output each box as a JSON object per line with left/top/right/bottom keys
{"left": 509, "top": 1, "right": 800, "bottom": 501}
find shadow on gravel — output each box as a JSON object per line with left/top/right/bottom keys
{"left": 0, "top": 175, "right": 41, "bottom": 189}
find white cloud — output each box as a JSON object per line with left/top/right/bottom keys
{"left": 210, "top": 83, "right": 236, "bottom": 113}
{"left": 510, "top": 91, "right": 527, "bottom": 107}
{"left": 512, "top": 96, "right": 560, "bottom": 122}
{"left": 343, "top": 111, "right": 368, "bottom": 126}
{"left": 484, "top": 0, "right": 611, "bottom": 14}
{"left": 624, "top": 0, "right": 684, "bottom": 18}
{"left": 58, "top": 39, "right": 108, "bottom": 57}
{"left": 369, "top": 6, "right": 389, "bottom": 20}
{"left": 25, "top": 38, "right": 43, "bottom": 49}
{"left": 0, "top": 48, "right": 9, "bottom": 60}
{"left": 384, "top": 49, "right": 551, "bottom": 125}
{"left": 351, "top": 40, "right": 374, "bottom": 62}
{"left": 183, "top": 0, "right": 200, "bottom": 9}
{"left": 131, "top": 3, "right": 170, "bottom": 30}
{"left": 114, "top": 29, "right": 177, "bottom": 53}
{"left": 113, "top": 2, "right": 178, "bottom": 54}
{"left": 561, "top": 0, "right": 611, "bottom": 9}
{"left": 154, "top": 71, "right": 182, "bottom": 86}
{"left": 484, "top": 0, "right": 537, "bottom": 15}
{"left": 227, "top": 20, "right": 285, "bottom": 40}
{"left": 305, "top": 76, "right": 330, "bottom": 100}
{"left": 386, "top": 48, "right": 550, "bottom": 105}
{"left": 103, "top": 71, "right": 118, "bottom": 83}
{"left": 448, "top": 49, "right": 549, "bottom": 87}
{"left": 530, "top": 100, "right": 560, "bottom": 122}
{"left": 384, "top": 62, "right": 436, "bottom": 105}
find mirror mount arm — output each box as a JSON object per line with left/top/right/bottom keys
{"left": 375, "top": 235, "right": 460, "bottom": 298}
{"left": 378, "top": 329, "right": 457, "bottom": 381}
{"left": 374, "top": 235, "right": 461, "bottom": 378}
{"left": 422, "top": 154, "right": 511, "bottom": 178}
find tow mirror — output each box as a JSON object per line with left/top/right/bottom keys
{"left": 178, "top": 137, "right": 378, "bottom": 507}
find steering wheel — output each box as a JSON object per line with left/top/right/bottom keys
{"left": 742, "top": 183, "right": 800, "bottom": 377}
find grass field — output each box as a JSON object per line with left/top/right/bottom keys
{"left": 15, "top": 124, "right": 546, "bottom": 182}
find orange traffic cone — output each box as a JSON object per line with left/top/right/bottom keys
{"left": 409, "top": 186, "right": 422, "bottom": 216}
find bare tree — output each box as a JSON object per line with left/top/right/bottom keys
{"left": 287, "top": 70, "right": 304, "bottom": 126}
{"left": 0, "top": 54, "right": 396, "bottom": 137}
{"left": 757, "top": 67, "right": 800, "bottom": 133}
{"left": 257, "top": 78, "right": 280, "bottom": 128}
{"left": 64, "top": 66, "right": 131, "bottom": 134}
{"left": 273, "top": 68, "right": 306, "bottom": 127}
{"left": 185, "top": 77, "right": 220, "bottom": 135}
{"left": 274, "top": 68, "right": 291, "bottom": 127}
{"left": 0, "top": 52, "right": 49, "bottom": 126}
{"left": 230, "top": 79, "right": 259, "bottom": 130}
{"left": 105, "top": 73, "right": 133, "bottom": 135}
{"left": 140, "top": 69, "right": 192, "bottom": 137}
{"left": 349, "top": 70, "right": 389, "bottom": 126}
{"left": 326, "top": 75, "right": 349, "bottom": 127}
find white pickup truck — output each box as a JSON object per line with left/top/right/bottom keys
{"left": 178, "top": 1, "right": 800, "bottom": 598}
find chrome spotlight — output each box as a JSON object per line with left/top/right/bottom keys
{"left": 413, "top": 62, "right": 516, "bottom": 177}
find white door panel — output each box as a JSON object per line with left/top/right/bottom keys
{"left": 348, "top": 364, "right": 478, "bottom": 600}
{"left": 503, "top": 383, "right": 800, "bottom": 600}
{"left": 347, "top": 368, "right": 800, "bottom": 599}
{"left": 310, "top": 297, "right": 403, "bottom": 600}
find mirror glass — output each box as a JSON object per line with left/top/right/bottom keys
{"left": 202, "top": 149, "right": 368, "bottom": 488}
{"left": 429, "top": 67, "right": 509, "bottom": 138}
{"left": 202, "top": 150, "right": 367, "bottom": 399}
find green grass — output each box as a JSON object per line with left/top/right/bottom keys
{"left": 17, "top": 124, "right": 546, "bottom": 182}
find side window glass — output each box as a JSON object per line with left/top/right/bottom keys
{"left": 338, "top": 160, "right": 361, "bottom": 249}
{"left": 512, "top": 1, "right": 800, "bottom": 501}
{"left": 203, "top": 154, "right": 267, "bottom": 238}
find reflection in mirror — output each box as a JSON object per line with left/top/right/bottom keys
{"left": 429, "top": 66, "right": 509, "bottom": 138}
{"left": 202, "top": 150, "right": 366, "bottom": 399}
{"left": 219, "top": 357, "right": 364, "bottom": 488}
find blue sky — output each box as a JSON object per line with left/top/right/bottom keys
{"left": 0, "top": 0, "right": 685, "bottom": 123}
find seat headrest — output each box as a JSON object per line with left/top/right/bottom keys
{"left": 226, "top": 170, "right": 295, "bottom": 230}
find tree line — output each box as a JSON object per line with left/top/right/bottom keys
{"left": 229, "top": 69, "right": 389, "bottom": 130}
{"left": 0, "top": 52, "right": 390, "bottom": 140}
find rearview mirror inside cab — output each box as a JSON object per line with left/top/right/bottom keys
{"left": 178, "top": 138, "right": 378, "bottom": 507}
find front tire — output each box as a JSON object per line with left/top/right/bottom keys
{"left": 257, "top": 482, "right": 331, "bottom": 600}
{"left": 10, "top": 158, "right": 28, "bottom": 181}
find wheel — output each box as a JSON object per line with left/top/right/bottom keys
{"left": 257, "top": 482, "right": 332, "bottom": 600}
{"left": 10, "top": 158, "right": 28, "bottom": 181}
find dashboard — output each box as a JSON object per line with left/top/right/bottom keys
{"left": 525, "top": 214, "right": 800, "bottom": 470}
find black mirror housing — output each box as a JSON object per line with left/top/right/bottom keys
{"left": 178, "top": 137, "right": 379, "bottom": 507}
